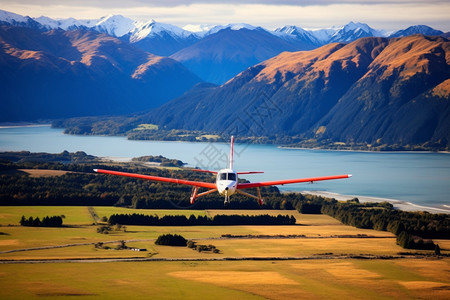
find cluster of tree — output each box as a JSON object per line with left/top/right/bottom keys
{"left": 94, "top": 241, "right": 129, "bottom": 250}
{"left": 187, "top": 240, "right": 220, "bottom": 253}
{"left": 320, "top": 199, "right": 449, "bottom": 249}
{"left": 396, "top": 232, "right": 435, "bottom": 250}
{"left": 132, "top": 155, "right": 185, "bottom": 167}
{"left": 108, "top": 213, "right": 296, "bottom": 226}
{"left": 96, "top": 224, "right": 127, "bottom": 234}
{"left": 155, "top": 234, "right": 187, "bottom": 246}
{"left": 20, "top": 215, "right": 63, "bottom": 227}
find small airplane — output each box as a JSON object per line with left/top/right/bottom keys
{"left": 94, "top": 136, "right": 351, "bottom": 206}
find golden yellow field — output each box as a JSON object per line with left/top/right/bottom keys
{"left": 0, "top": 206, "right": 449, "bottom": 299}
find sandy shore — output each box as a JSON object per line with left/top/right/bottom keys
{"left": 299, "top": 190, "right": 450, "bottom": 214}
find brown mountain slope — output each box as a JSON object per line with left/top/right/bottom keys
{"left": 142, "top": 35, "right": 450, "bottom": 149}
{"left": 0, "top": 26, "right": 201, "bottom": 121}
{"left": 316, "top": 35, "right": 450, "bottom": 148}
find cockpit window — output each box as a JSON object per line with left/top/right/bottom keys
{"left": 227, "top": 173, "right": 236, "bottom": 181}
{"left": 218, "top": 172, "right": 237, "bottom": 181}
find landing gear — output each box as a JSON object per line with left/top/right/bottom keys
{"left": 224, "top": 190, "right": 229, "bottom": 206}
{"left": 190, "top": 187, "right": 199, "bottom": 205}
{"left": 258, "top": 197, "right": 264, "bottom": 206}
{"left": 189, "top": 187, "right": 218, "bottom": 205}
{"left": 235, "top": 187, "right": 264, "bottom": 206}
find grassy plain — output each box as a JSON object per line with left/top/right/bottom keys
{"left": 1, "top": 259, "right": 449, "bottom": 299}
{"left": 0, "top": 206, "right": 449, "bottom": 299}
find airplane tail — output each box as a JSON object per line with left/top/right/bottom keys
{"left": 229, "top": 136, "right": 234, "bottom": 169}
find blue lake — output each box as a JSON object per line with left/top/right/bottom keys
{"left": 0, "top": 125, "right": 449, "bottom": 210}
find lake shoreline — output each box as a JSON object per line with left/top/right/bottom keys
{"left": 298, "top": 190, "right": 450, "bottom": 214}
{"left": 2, "top": 124, "right": 448, "bottom": 154}
{"left": 278, "top": 146, "right": 450, "bottom": 155}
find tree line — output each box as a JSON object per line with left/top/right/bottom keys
{"left": 108, "top": 213, "right": 296, "bottom": 226}
{"left": 320, "top": 199, "right": 448, "bottom": 249}
{"left": 20, "top": 215, "right": 63, "bottom": 227}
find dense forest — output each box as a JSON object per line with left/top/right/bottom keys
{"left": 1, "top": 151, "right": 449, "bottom": 249}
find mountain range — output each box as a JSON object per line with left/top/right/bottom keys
{"left": 130, "top": 35, "right": 450, "bottom": 149}
{"left": 1, "top": 9, "right": 449, "bottom": 150}
{"left": 1, "top": 9, "right": 446, "bottom": 84}
{"left": 0, "top": 25, "right": 201, "bottom": 121}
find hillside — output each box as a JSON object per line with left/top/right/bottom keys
{"left": 0, "top": 25, "right": 201, "bottom": 121}
{"left": 140, "top": 35, "right": 450, "bottom": 150}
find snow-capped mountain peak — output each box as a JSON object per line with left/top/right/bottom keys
{"left": 342, "top": 21, "right": 367, "bottom": 32}
{"left": 0, "top": 9, "right": 29, "bottom": 23}
{"left": 129, "top": 20, "right": 195, "bottom": 43}
{"left": 95, "top": 14, "right": 136, "bottom": 37}
{"left": 273, "top": 25, "right": 320, "bottom": 47}
{"left": 325, "top": 21, "right": 386, "bottom": 42}
{"left": 206, "top": 23, "right": 257, "bottom": 35}
{"left": 35, "top": 16, "right": 100, "bottom": 31}
{"left": 390, "top": 25, "right": 444, "bottom": 37}
{"left": 183, "top": 24, "right": 215, "bottom": 36}
{"left": 0, "top": 9, "right": 41, "bottom": 28}
{"left": 274, "top": 25, "right": 314, "bottom": 38}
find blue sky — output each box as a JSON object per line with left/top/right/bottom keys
{"left": 2, "top": 0, "right": 449, "bottom": 31}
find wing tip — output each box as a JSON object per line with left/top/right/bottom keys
{"left": 93, "top": 169, "right": 98, "bottom": 173}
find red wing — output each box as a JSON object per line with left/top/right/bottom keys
{"left": 237, "top": 171, "right": 264, "bottom": 175}
{"left": 237, "top": 174, "right": 352, "bottom": 189}
{"left": 191, "top": 169, "right": 218, "bottom": 174}
{"left": 94, "top": 169, "right": 217, "bottom": 189}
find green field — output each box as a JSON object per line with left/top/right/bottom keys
{"left": 0, "top": 206, "right": 449, "bottom": 299}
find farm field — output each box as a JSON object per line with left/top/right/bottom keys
{"left": 0, "top": 206, "right": 449, "bottom": 299}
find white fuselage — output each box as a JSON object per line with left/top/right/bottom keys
{"left": 216, "top": 168, "right": 238, "bottom": 196}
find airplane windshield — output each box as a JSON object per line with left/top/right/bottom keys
{"left": 219, "top": 173, "right": 236, "bottom": 181}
